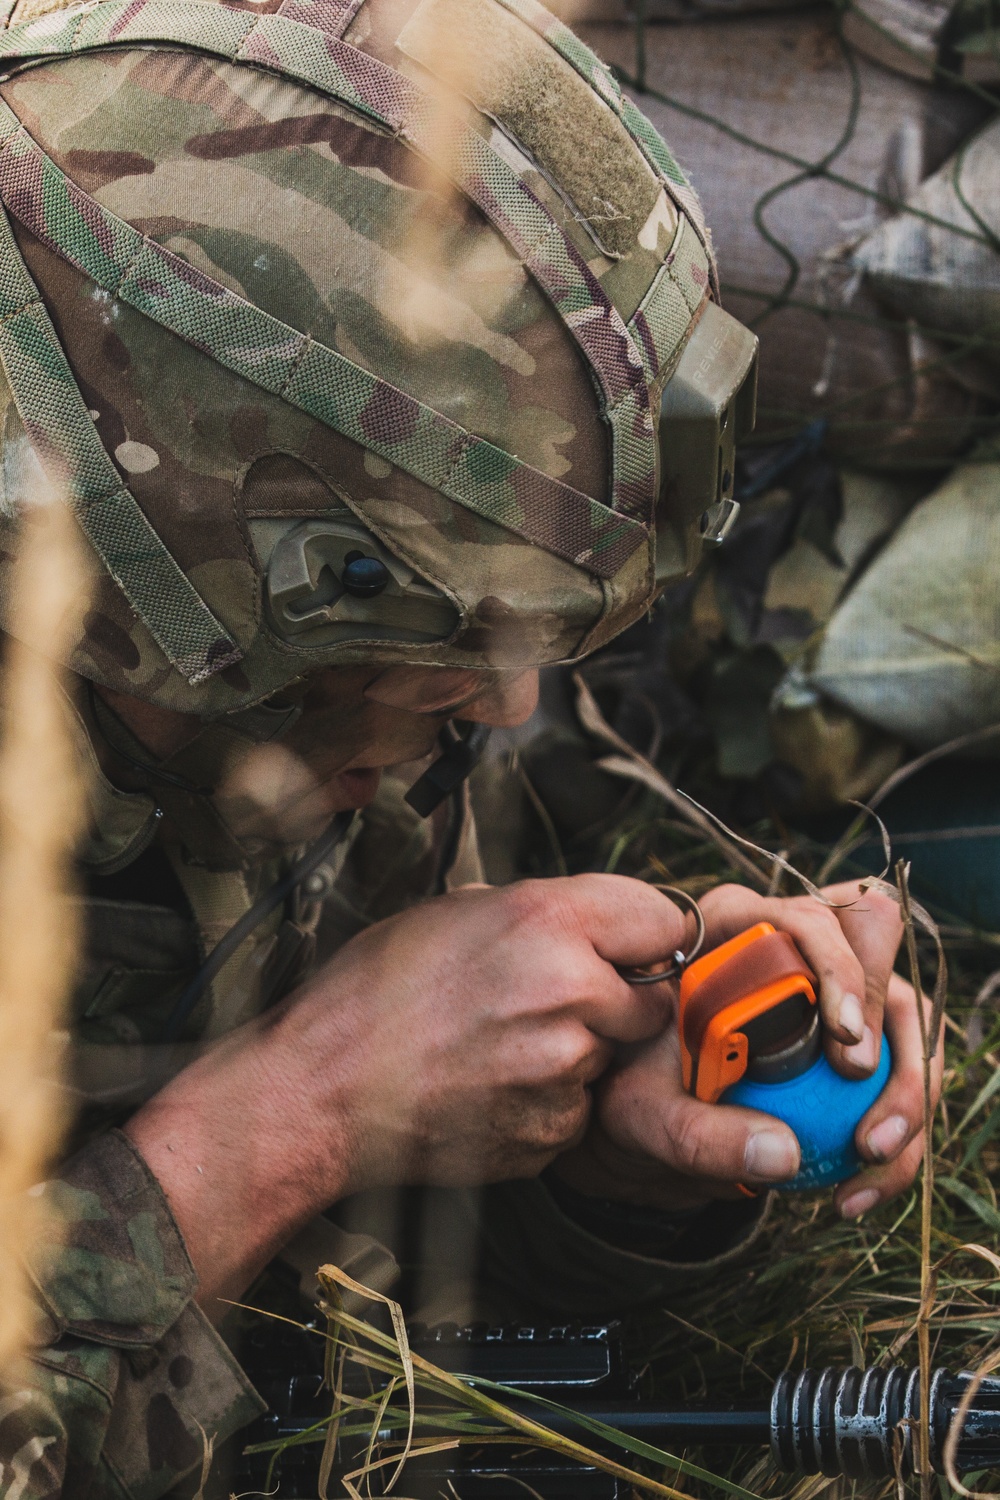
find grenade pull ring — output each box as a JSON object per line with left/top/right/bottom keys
{"left": 615, "top": 886, "right": 707, "bottom": 986}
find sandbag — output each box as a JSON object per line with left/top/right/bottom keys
{"left": 546, "top": 0, "right": 803, "bottom": 19}
{"left": 769, "top": 700, "right": 903, "bottom": 811}
{"left": 579, "top": 12, "right": 991, "bottom": 466}
{"left": 791, "top": 458, "right": 1000, "bottom": 748}
{"left": 842, "top": 0, "right": 1000, "bottom": 84}
{"left": 752, "top": 468, "right": 920, "bottom": 655}
{"left": 853, "top": 115, "right": 1000, "bottom": 368}
{"left": 841, "top": 0, "right": 954, "bottom": 79}
{"left": 733, "top": 466, "right": 912, "bottom": 806}
{"left": 554, "top": 0, "right": 1000, "bottom": 82}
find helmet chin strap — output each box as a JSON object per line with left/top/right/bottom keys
{"left": 148, "top": 721, "right": 490, "bottom": 1044}
{"left": 87, "top": 683, "right": 491, "bottom": 1040}
{"left": 161, "top": 807, "right": 357, "bottom": 1043}
{"left": 91, "top": 683, "right": 489, "bottom": 852}
{"left": 404, "top": 722, "right": 492, "bottom": 817}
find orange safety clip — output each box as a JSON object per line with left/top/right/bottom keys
{"left": 678, "top": 923, "right": 818, "bottom": 1103}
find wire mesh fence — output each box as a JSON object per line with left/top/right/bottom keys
{"left": 572, "top": 0, "right": 999, "bottom": 470}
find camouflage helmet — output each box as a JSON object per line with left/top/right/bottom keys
{"left": 0, "top": 0, "right": 757, "bottom": 716}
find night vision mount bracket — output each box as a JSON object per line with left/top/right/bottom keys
{"left": 254, "top": 515, "right": 459, "bottom": 647}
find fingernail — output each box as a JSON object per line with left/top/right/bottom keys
{"left": 841, "top": 1186, "right": 880, "bottom": 1220}
{"left": 837, "top": 992, "right": 864, "bottom": 1043}
{"left": 844, "top": 1025, "right": 879, "bottom": 1074}
{"left": 866, "top": 1114, "right": 908, "bottom": 1162}
{"left": 745, "top": 1130, "right": 800, "bottom": 1180}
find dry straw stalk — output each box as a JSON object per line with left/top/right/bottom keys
{"left": 0, "top": 492, "right": 87, "bottom": 1376}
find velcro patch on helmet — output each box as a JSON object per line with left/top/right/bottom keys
{"left": 7, "top": 0, "right": 63, "bottom": 23}
{"left": 396, "top": 0, "right": 672, "bottom": 262}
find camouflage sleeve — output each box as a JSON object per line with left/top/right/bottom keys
{"left": 8, "top": 1129, "right": 263, "bottom": 1500}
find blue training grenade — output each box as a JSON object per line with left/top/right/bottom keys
{"left": 678, "top": 923, "right": 889, "bottom": 1191}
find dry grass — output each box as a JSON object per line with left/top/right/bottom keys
{"left": 244, "top": 677, "right": 1000, "bottom": 1497}
{"left": 244, "top": 824, "right": 1000, "bottom": 1497}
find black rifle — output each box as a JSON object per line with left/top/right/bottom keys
{"left": 236, "top": 1321, "right": 1000, "bottom": 1497}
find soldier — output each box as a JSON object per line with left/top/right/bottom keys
{"left": 0, "top": 0, "right": 937, "bottom": 1490}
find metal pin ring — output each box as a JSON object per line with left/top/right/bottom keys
{"left": 616, "top": 885, "right": 707, "bottom": 985}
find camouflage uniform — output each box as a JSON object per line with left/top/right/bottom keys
{"left": 3, "top": 754, "right": 763, "bottom": 1500}
{"left": 0, "top": 0, "right": 761, "bottom": 1489}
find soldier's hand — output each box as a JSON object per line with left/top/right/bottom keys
{"left": 550, "top": 881, "right": 939, "bottom": 1217}
{"left": 698, "top": 880, "right": 906, "bottom": 1081}
{"left": 254, "top": 874, "right": 690, "bottom": 1187}
{"left": 124, "top": 873, "right": 689, "bottom": 1308}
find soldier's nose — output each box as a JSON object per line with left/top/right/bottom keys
{"left": 461, "top": 670, "right": 539, "bottom": 727}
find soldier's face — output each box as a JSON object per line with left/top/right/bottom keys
{"left": 98, "top": 665, "right": 539, "bottom": 846}
{"left": 215, "top": 666, "right": 539, "bottom": 843}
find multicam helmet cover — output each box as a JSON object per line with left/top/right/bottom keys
{"left": 0, "top": 0, "right": 747, "bottom": 715}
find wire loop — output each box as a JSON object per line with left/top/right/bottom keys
{"left": 616, "top": 884, "right": 706, "bottom": 985}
